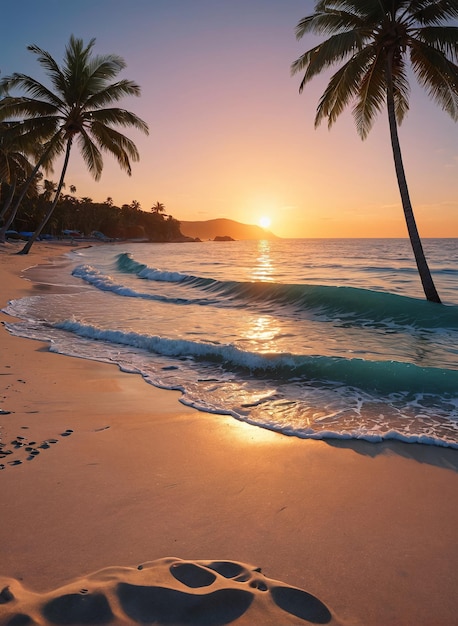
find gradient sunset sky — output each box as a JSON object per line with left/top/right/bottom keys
{"left": 2, "top": 0, "right": 457, "bottom": 238}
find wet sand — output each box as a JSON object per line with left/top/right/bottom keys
{"left": 1, "top": 241, "right": 457, "bottom": 625}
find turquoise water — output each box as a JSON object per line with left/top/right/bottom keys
{"left": 4, "top": 238, "right": 458, "bottom": 447}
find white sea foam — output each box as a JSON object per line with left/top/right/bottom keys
{"left": 3, "top": 238, "right": 458, "bottom": 448}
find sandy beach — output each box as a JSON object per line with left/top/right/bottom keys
{"left": 0, "top": 241, "right": 457, "bottom": 626}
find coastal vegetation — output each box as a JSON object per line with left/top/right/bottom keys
{"left": 1, "top": 188, "right": 182, "bottom": 242}
{"left": 0, "top": 35, "right": 149, "bottom": 253}
{"left": 292, "top": 0, "right": 458, "bottom": 303}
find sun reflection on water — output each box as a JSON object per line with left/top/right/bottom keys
{"left": 240, "top": 314, "right": 282, "bottom": 353}
{"left": 251, "top": 240, "right": 274, "bottom": 282}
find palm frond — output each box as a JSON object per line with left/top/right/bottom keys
{"left": 76, "top": 130, "right": 104, "bottom": 180}
{"left": 314, "top": 46, "right": 375, "bottom": 131}
{"left": 295, "top": 9, "right": 366, "bottom": 39}
{"left": 353, "top": 52, "right": 390, "bottom": 138}
{"left": 86, "top": 56, "right": 127, "bottom": 83}
{"left": 62, "top": 37, "right": 98, "bottom": 104}
{"left": 39, "top": 133, "right": 67, "bottom": 167}
{"left": 27, "top": 44, "right": 61, "bottom": 77}
{"left": 0, "top": 96, "right": 61, "bottom": 121}
{"left": 13, "top": 115, "right": 61, "bottom": 137}
{"left": 414, "top": 26, "right": 458, "bottom": 62}
{"left": 0, "top": 121, "right": 27, "bottom": 147}
{"left": 76, "top": 61, "right": 127, "bottom": 104}
{"left": 315, "top": 0, "right": 385, "bottom": 19}
{"left": 89, "top": 122, "right": 140, "bottom": 174}
{"left": 292, "top": 30, "right": 367, "bottom": 89}
{"left": 27, "top": 44, "right": 68, "bottom": 98}
{"left": 84, "top": 80, "right": 142, "bottom": 109}
{"left": 85, "top": 108, "right": 149, "bottom": 134}
{"left": 410, "top": 40, "right": 458, "bottom": 119}
{"left": 1, "top": 124, "right": 46, "bottom": 161}
{"left": 0, "top": 157, "right": 32, "bottom": 187}
{"left": 63, "top": 36, "right": 96, "bottom": 80}
{"left": 0, "top": 75, "right": 64, "bottom": 109}
{"left": 392, "top": 58, "right": 411, "bottom": 125}
{"left": 409, "top": 1, "right": 458, "bottom": 25}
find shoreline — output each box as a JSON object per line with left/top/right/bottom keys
{"left": 1, "top": 241, "right": 457, "bottom": 625}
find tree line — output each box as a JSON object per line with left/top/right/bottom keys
{"left": 1, "top": 181, "right": 182, "bottom": 241}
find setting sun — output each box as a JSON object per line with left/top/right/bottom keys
{"left": 259, "top": 216, "right": 271, "bottom": 229}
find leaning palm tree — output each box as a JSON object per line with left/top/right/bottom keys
{"left": 292, "top": 1, "right": 458, "bottom": 303}
{"left": 0, "top": 35, "right": 149, "bottom": 253}
{"left": 0, "top": 122, "right": 42, "bottom": 241}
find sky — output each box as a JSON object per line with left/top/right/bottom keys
{"left": 1, "top": 0, "right": 457, "bottom": 238}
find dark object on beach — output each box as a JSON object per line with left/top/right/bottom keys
{"left": 0, "top": 585, "right": 13, "bottom": 604}
{"left": 5, "top": 231, "right": 20, "bottom": 240}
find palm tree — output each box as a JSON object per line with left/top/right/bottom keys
{"left": 0, "top": 35, "right": 149, "bottom": 253}
{"left": 41, "top": 179, "right": 58, "bottom": 202}
{"left": 292, "top": 1, "right": 458, "bottom": 303}
{"left": 151, "top": 201, "right": 165, "bottom": 214}
{"left": 0, "top": 122, "right": 42, "bottom": 241}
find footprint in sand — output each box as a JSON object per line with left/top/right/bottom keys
{"left": 0, "top": 558, "right": 336, "bottom": 625}
{"left": 0, "top": 433, "right": 68, "bottom": 470}
{"left": 117, "top": 583, "right": 253, "bottom": 625}
{"left": 43, "top": 592, "right": 114, "bottom": 623}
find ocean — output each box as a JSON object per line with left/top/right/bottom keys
{"left": 4, "top": 238, "right": 458, "bottom": 448}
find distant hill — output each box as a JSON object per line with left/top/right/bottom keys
{"left": 179, "top": 218, "right": 279, "bottom": 241}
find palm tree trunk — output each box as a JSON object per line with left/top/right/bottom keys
{"left": 385, "top": 61, "right": 441, "bottom": 303}
{"left": 19, "top": 139, "right": 72, "bottom": 255}
{"left": 0, "top": 179, "right": 17, "bottom": 242}
{"left": 0, "top": 179, "right": 16, "bottom": 221}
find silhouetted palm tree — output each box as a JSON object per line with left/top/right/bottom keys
{"left": 292, "top": 0, "right": 458, "bottom": 303}
{"left": 151, "top": 201, "right": 165, "bottom": 214}
{"left": 0, "top": 122, "right": 42, "bottom": 241}
{"left": 0, "top": 35, "right": 149, "bottom": 253}
{"left": 41, "top": 179, "right": 58, "bottom": 202}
